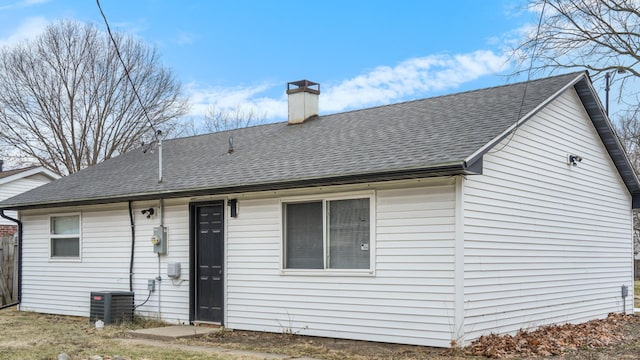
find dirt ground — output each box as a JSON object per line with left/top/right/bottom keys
{"left": 178, "top": 313, "right": 640, "bottom": 360}
{"left": 180, "top": 329, "right": 463, "bottom": 360}
{"left": 1, "top": 305, "right": 640, "bottom": 360}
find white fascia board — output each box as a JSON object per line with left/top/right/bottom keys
{"left": 0, "top": 167, "right": 61, "bottom": 186}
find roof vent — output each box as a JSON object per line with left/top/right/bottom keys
{"left": 286, "top": 80, "right": 319, "bottom": 124}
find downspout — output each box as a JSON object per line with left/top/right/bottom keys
{"left": 128, "top": 201, "right": 135, "bottom": 292}
{"left": 453, "top": 177, "right": 465, "bottom": 345}
{"left": 0, "top": 210, "right": 22, "bottom": 310}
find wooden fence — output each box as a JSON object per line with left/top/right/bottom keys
{"left": 0, "top": 235, "right": 17, "bottom": 306}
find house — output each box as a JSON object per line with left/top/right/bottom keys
{"left": 0, "top": 72, "right": 637, "bottom": 347}
{"left": 0, "top": 161, "right": 59, "bottom": 236}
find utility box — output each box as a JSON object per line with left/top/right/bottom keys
{"left": 89, "top": 291, "right": 134, "bottom": 325}
{"left": 152, "top": 226, "right": 167, "bottom": 254}
{"left": 167, "top": 262, "right": 181, "bottom": 278}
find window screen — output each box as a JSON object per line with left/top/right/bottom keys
{"left": 50, "top": 215, "right": 80, "bottom": 258}
{"left": 283, "top": 197, "right": 371, "bottom": 270}
{"left": 51, "top": 215, "right": 79, "bottom": 235}
{"left": 328, "top": 199, "right": 370, "bottom": 269}
{"left": 51, "top": 237, "right": 80, "bottom": 257}
{"left": 285, "top": 202, "right": 323, "bottom": 269}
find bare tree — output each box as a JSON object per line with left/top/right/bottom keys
{"left": 618, "top": 113, "right": 640, "bottom": 255}
{"left": 513, "top": 0, "right": 639, "bottom": 90}
{"left": 0, "top": 20, "right": 189, "bottom": 175}
{"left": 201, "top": 104, "right": 267, "bottom": 133}
{"left": 514, "top": 0, "right": 640, "bottom": 257}
{"left": 179, "top": 105, "right": 267, "bottom": 136}
{"left": 618, "top": 114, "right": 640, "bottom": 169}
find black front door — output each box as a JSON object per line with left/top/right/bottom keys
{"left": 193, "top": 202, "right": 224, "bottom": 323}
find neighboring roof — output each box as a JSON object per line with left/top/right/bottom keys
{"left": 0, "top": 166, "right": 38, "bottom": 180}
{"left": 1, "top": 71, "right": 638, "bottom": 210}
{"left": 0, "top": 166, "right": 60, "bottom": 186}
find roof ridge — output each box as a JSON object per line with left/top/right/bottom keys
{"left": 168, "top": 72, "right": 586, "bottom": 143}
{"left": 165, "top": 119, "right": 286, "bottom": 143}
{"left": 323, "top": 71, "right": 586, "bottom": 117}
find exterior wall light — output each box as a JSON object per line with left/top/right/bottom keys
{"left": 568, "top": 154, "right": 583, "bottom": 166}
{"left": 228, "top": 199, "right": 238, "bottom": 218}
{"left": 141, "top": 208, "right": 155, "bottom": 218}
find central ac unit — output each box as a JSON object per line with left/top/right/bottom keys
{"left": 89, "top": 291, "right": 134, "bottom": 325}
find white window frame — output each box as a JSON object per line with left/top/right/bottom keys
{"left": 280, "top": 191, "right": 376, "bottom": 276}
{"left": 49, "top": 213, "right": 82, "bottom": 261}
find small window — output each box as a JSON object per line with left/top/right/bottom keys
{"left": 283, "top": 196, "right": 371, "bottom": 270}
{"left": 50, "top": 215, "right": 80, "bottom": 258}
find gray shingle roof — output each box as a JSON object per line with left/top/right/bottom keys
{"left": 3, "top": 71, "right": 636, "bottom": 209}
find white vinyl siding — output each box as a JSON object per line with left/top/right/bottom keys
{"left": 130, "top": 200, "right": 190, "bottom": 322}
{"left": 0, "top": 173, "right": 52, "bottom": 226}
{"left": 463, "top": 88, "right": 634, "bottom": 341}
{"left": 226, "top": 183, "right": 456, "bottom": 347}
{"left": 20, "top": 204, "right": 132, "bottom": 316}
{"left": 19, "top": 200, "right": 190, "bottom": 323}
{"left": 19, "top": 181, "right": 455, "bottom": 345}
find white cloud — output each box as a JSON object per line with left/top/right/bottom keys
{"left": 322, "top": 50, "right": 508, "bottom": 113}
{"left": 186, "top": 50, "right": 509, "bottom": 121}
{"left": 186, "top": 82, "right": 287, "bottom": 119}
{"left": 111, "top": 20, "right": 148, "bottom": 37}
{"left": 23, "top": 0, "right": 49, "bottom": 4}
{"left": 0, "top": 16, "right": 48, "bottom": 47}
{"left": 0, "top": 0, "right": 50, "bottom": 11}
{"left": 174, "top": 31, "right": 194, "bottom": 45}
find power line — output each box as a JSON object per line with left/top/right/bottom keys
{"left": 95, "top": 0, "right": 159, "bottom": 142}
{"left": 490, "top": 0, "right": 547, "bottom": 154}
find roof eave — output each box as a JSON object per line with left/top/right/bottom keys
{"left": 0, "top": 161, "right": 479, "bottom": 211}
{"left": 0, "top": 166, "right": 60, "bottom": 185}
{"left": 572, "top": 75, "right": 640, "bottom": 208}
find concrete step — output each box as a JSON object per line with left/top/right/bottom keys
{"left": 192, "top": 321, "right": 223, "bottom": 328}
{"left": 128, "top": 325, "right": 221, "bottom": 341}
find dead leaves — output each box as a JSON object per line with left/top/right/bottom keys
{"left": 465, "top": 312, "right": 640, "bottom": 358}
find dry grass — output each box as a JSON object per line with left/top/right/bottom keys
{"left": 2, "top": 306, "right": 640, "bottom": 360}
{"left": 635, "top": 280, "right": 640, "bottom": 308}
{"left": 0, "top": 306, "right": 252, "bottom": 360}
{"left": 0, "top": 306, "right": 472, "bottom": 360}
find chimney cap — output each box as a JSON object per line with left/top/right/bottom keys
{"left": 287, "top": 80, "right": 320, "bottom": 95}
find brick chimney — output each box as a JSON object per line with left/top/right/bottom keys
{"left": 286, "top": 80, "right": 319, "bottom": 124}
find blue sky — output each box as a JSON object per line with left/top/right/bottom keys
{"left": 0, "top": 0, "right": 608, "bottom": 121}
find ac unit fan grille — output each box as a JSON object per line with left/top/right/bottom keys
{"left": 89, "top": 291, "right": 134, "bottom": 325}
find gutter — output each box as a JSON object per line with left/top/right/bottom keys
{"left": 0, "top": 210, "right": 21, "bottom": 309}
